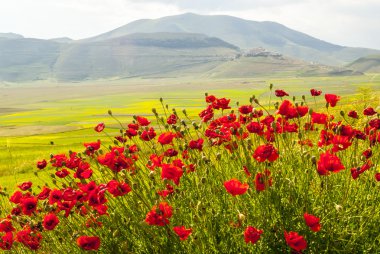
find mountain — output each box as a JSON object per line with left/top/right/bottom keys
{"left": 0, "top": 33, "right": 23, "bottom": 39}
{"left": 88, "top": 13, "right": 379, "bottom": 66}
{"left": 347, "top": 55, "right": 380, "bottom": 73}
{"left": 53, "top": 32, "right": 238, "bottom": 80}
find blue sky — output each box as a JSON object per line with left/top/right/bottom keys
{"left": 1, "top": 0, "right": 379, "bottom": 49}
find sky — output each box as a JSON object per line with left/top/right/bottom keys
{"left": 0, "top": 0, "right": 379, "bottom": 49}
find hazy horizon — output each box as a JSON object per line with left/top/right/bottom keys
{"left": 0, "top": 0, "right": 379, "bottom": 50}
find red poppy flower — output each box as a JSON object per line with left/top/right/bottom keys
{"left": 188, "top": 138, "right": 204, "bottom": 151}
{"left": 0, "top": 219, "right": 15, "bottom": 233}
{"left": 253, "top": 144, "right": 279, "bottom": 162}
{"left": 375, "top": 173, "right": 380, "bottom": 182}
{"left": 157, "top": 184, "right": 174, "bottom": 198}
{"left": 351, "top": 160, "right": 373, "bottom": 179}
{"left": 310, "top": 89, "right": 322, "bottom": 96}
{"left": 94, "top": 123, "right": 105, "bottom": 132}
{"left": 275, "top": 89, "right": 289, "bottom": 97}
{"left": 21, "top": 197, "right": 38, "bottom": 216}
{"left": 284, "top": 231, "right": 307, "bottom": 252}
{"left": 325, "top": 94, "right": 340, "bottom": 107}
{"left": 140, "top": 127, "right": 156, "bottom": 141}
{"left": 317, "top": 151, "right": 345, "bottom": 175}
{"left": 311, "top": 112, "right": 328, "bottom": 125}
{"left": 348, "top": 110, "right": 358, "bottom": 119}
{"left": 55, "top": 168, "right": 70, "bottom": 178}
{"left": 158, "top": 132, "right": 176, "bottom": 145}
{"left": 244, "top": 226, "right": 263, "bottom": 244}
{"left": 362, "top": 149, "right": 372, "bottom": 159}
{"left": 304, "top": 213, "right": 321, "bottom": 232}
{"left": 18, "top": 181, "right": 32, "bottom": 191}
{"left": 173, "top": 226, "right": 192, "bottom": 241}
{"left": 36, "top": 159, "right": 47, "bottom": 169}
{"left": 0, "top": 232, "right": 13, "bottom": 250}
{"left": 43, "top": 213, "right": 60, "bottom": 230}
{"left": 16, "top": 227, "right": 42, "bottom": 250}
{"left": 331, "top": 135, "right": 352, "bottom": 152}
{"left": 206, "top": 95, "right": 216, "bottom": 103}
{"left": 167, "top": 114, "right": 178, "bottom": 124}
{"left": 161, "top": 164, "right": 183, "bottom": 185}
{"left": 84, "top": 140, "right": 101, "bottom": 155}
{"left": 212, "top": 98, "right": 231, "bottom": 110}
{"left": 136, "top": 116, "right": 151, "bottom": 126}
{"left": 145, "top": 202, "right": 173, "bottom": 226}
{"left": 9, "top": 191, "right": 23, "bottom": 204}
{"left": 37, "top": 187, "right": 51, "bottom": 200}
{"left": 369, "top": 119, "right": 380, "bottom": 130}
{"left": 107, "top": 180, "right": 131, "bottom": 197}
{"left": 254, "top": 170, "right": 273, "bottom": 191}
{"left": 239, "top": 105, "right": 253, "bottom": 114}
{"left": 363, "top": 107, "right": 377, "bottom": 116}
{"left": 224, "top": 179, "right": 249, "bottom": 196}
{"left": 77, "top": 236, "right": 101, "bottom": 251}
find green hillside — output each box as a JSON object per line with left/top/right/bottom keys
{"left": 347, "top": 55, "right": 380, "bottom": 73}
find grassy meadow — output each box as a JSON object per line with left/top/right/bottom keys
{"left": 0, "top": 74, "right": 379, "bottom": 253}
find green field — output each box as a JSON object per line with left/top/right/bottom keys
{"left": 1, "top": 74, "right": 379, "bottom": 190}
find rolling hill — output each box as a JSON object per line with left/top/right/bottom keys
{"left": 347, "top": 55, "right": 380, "bottom": 73}
{"left": 88, "top": 13, "right": 379, "bottom": 66}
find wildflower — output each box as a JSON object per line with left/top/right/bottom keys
{"left": 212, "top": 98, "right": 231, "bottom": 110}
{"left": 224, "top": 179, "right": 249, "bottom": 196}
{"left": 375, "top": 173, "right": 380, "bottom": 182}
{"left": 325, "top": 94, "right": 340, "bottom": 107}
{"left": 145, "top": 202, "right": 173, "bottom": 226}
{"left": 173, "top": 226, "right": 192, "bottom": 241}
{"left": 253, "top": 144, "right": 279, "bottom": 162}
{"left": 317, "top": 151, "right": 345, "bottom": 175}
{"left": 275, "top": 89, "right": 289, "bottom": 97}
{"left": 0, "top": 232, "right": 13, "bottom": 250}
{"left": 363, "top": 107, "right": 377, "bottom": 116}
{"left": 254, "top": 170, "right": 273, "bottom": 191}
{"left": 244, "top": 226, "right": 263, "bottom": 244}
{"left": 284, "top": 231, "right": 307, "bottom": 252}
{"left": 161, "top": 164, "right": 183, "bottom": 185}
{"left": 84, "top": 140, "right": 101, "bottom": 155}
{"left": 77, "top": 236, "right": 101, "bottom": 251}
{"left": 239, "top": 105, "right": 253, "bottom": 114}
{"left": 43, "top": 213, "right": 60, "bottom": 230}
{"left": 55, "top": 168, "right": 70, "bottom": 178}
{"left": 36, "top": 159, "right": 47, "bottom": 169}
{"left": 158, "top": 132, "right": 176, "bottom": 145}
{"left": 0, "top": 219, "right": 15, "bottom": 233}
{"left": 16, "top": 226, "right": 42, "bottom": 250}
{"left": 310, "top": 89, "right": 322, "bottom": 96}
{"left": 140, "top": 127, "right": 156, "bottom": 141}
{"left": 189, "top": 138, "right": 204, "bottom": 151}
{"left": 136, "top": 116, "right": 151, "bottom": 126}
{"left": 94, "top": 123, "right": 105, "bottom": 132}
{"left": 351, "top": 160, "right": 373, "bottom": 179}
{"left": 18, "top": 181, "right": 32, "bottom": 191}
{"left": 107, "top": 180, "right": 131, "bottom": 197}
{"left": 205, "top": 95, "right": 216, "bottom": 103}
{"left": 167, "top": 114, "right": 178, "bottom": 124}
{"left": 304, "top": 213, "right": 321, "bottom": 232}
{"left": 21, "top": 196, "right": 38, "bottom": 216}
{"left": 348, "top": 110, "right": 358, "bottom": 119}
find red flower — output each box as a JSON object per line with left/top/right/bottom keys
{"left": 158, "top": 132, "right": 176, "bottom": 145}
{"left": 348, "top": 110, "right": 358, "bottom": 119}
{"left": 239, "top": 105, "right": 253, "bottom": 114}
{"left": 107, "top": 180, "right": 131, "bottom": 197}
{"left": 21, "top": 197, "right": 38, "bottom": 216}
{"left": 206, "top": 95, "right": 216, "bottom": 103}
{"left": 284, "top": 231, "right": 307, "bottom": 252}
{"left": 310, "top": 89, "right": 322, "bottom": 96}
{"left": 18, "top": 181, "right": 32, "bottom": 191}
{"left": 351, "top": 160, "right": 373, "bottom": 180}
{"left": 136, "top": 116, "right": 151, "bottom": 126}
{"left": 363, "top": 107, "right": 377, "bottom": 116}
{"left": 173, "top": 226, "right": 192, "bottom": 241}
{"left": 325, "top": 94, "right": 340, "bottom": 107}
{"left": 77, "top": 236, "right": 101, "bottom": 251}
{"left": 16, "top": 227, "right": 42, "bottom": 250}
{"left": 0, "top": 219, "right": 15, "bottom": 233}
{"left": 94, "top": 123, "right": 105, "bottom": 132}
{"left": 317, "top": 151, "right": 345, "bottom": 175}
{"left": 244, "top": 226, "right": 263, "bottom": 244}
{"left": 167, "top": 114, "right": 178, "bottom": 124}
{"left": 375, "top": 173, "right": 380, "bottom": 182}
{"left": 188, "top": 138, "right": 204, "bottom": 151}
{"left": 331, "top": 135, "right": 352, "bottom": 153}
{"left": 36, "top": 159, "right": 47, "bottom": 169}
{"left": 84, "top": 140, "right": 101, "bottom": 155}
{"left": 362, "top": 149, "right": 372, "bottom": 159}
{"left": 212, "top": 98, "right": 231, "bottom": 110}
{"left": 145, "top": 202, "right": 173, "bottom": 226}
{"left": 224, "top": 179, "right": 249, "bottom": 196}
{"left": 0, "top": 232, "right": 13, "bottom": 250}
{"left": 161, "top": 164, "right": 183, "bottom": 185}
{"left": 246, "top": 122, "right": 264, "bottom": 135}
{"left": 254, "top": 170, "right": 273, "bottom": 191}
{"left": 43, "top": 213, "right": 60, "bottom": 230}
{"left": 55, "top": 168, "right": 70, "bottom": 178}
{"left": 140, "top": 127, "right": 156, "bottom": 141}
{"left": 275, "top": 89, "right": 289, "bottom": 97}
{"left": 304, "top": 213, "right": 321, "bottom": 232}
{"left": 311, "top": 112, "right": 328, "bottom": 125}
{"left": 253, "top": 144, "right": 279, "bottom": 162}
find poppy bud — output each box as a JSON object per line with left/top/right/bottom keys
{"left": 182, "top": 109, "right": 187, "bottom": 116}
{"left": 254, "top": 98, "right": 259, "bottom": 104}
{"left": 201, "top": 177, "right": 206, "bottom": 184}
{"left": 309, "top": 108, "right": 313, "bottom": 115}
{"left": 160, "top": 97, "right": 163, "bottom": 103}
{"left": 216, "top": 153, "right": 221, "bottom": 160}
{"left": 152, "top": 108, "right": 157, "bottom": 114}
{"left": 238, "top": 213, "right": 245, "bottom": 222}
{"left": 293, "top": 96, "right": 296, "bottom": 101}
{"left": 298, "top": 132, "right": 302, "bottom": 139}
{"left": 340, "top": 111, "right": 345, "bottom": 117}
{"left": 108, "top": 109, "right": 112, "bottom": 115}
{"left": 269, "top": 83, "right": 273, "bottom": 90}
{"left": 302, "top": 95, "right": 306, "bottom": 101}
{"left": 311, "top": 156, "right": 317, "bottom": 165}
